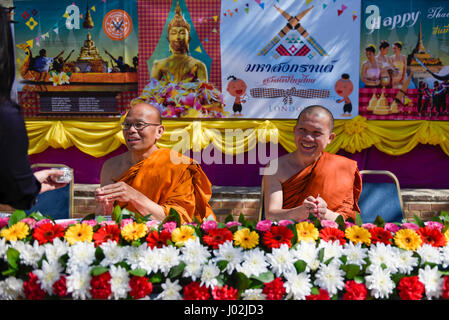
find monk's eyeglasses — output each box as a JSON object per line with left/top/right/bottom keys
{"left": 121, "top": 121, "right": 160, "bottom": 131}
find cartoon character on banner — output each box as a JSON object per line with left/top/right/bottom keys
{"left": 334, "top": 73, "right": 354, "bottom": 117}
{"left": 226, "top": 75, "right": 247, "bottom": 117}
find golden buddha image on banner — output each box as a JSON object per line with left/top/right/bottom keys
{"left": 13, "top": 0, "right": 138, "bottom": 117}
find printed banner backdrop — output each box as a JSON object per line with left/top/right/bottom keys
{"left": 136, "top": 0, "right": 360, "bottom": 119}
{"left": 220, "top": 0, "right": 361, "bottom": 119}
{"left": 359, "top": 0, "right": 449, "bottom": 120}
{"left": 13, "top": 0, "right": 138, "bottom": 117}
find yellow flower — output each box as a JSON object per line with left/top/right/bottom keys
{"left": 394, "top": 229, "right": 422, "bottom": 251}
{"left": 171, "top": 225, "right": 196, "bottom": 246}
{"left": 233, "top": 228, "right": 259, "bottom": 249}
{"left": 345, "top": 225, "right": 371, "bottom": 246}
{"left": 121, "top": 222, "right": 148, "bottom": 242}
{"left": 444, "top": 229, "right": 449, "bottom": 243}
{"left": 295, "top": 221, "right": 319, "bottom": 242}
{"left": 0, "top": 222, "right": 29, "bottom": 242}
{"left": 64, "top": 223, "right": 93, "bottom": 245}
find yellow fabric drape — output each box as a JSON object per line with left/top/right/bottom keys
{"left": 24, "top": 116, "right": 449, "bottom": 157}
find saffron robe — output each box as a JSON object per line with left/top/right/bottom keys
{"left": 281, "top": 152, "right": 362, "bottom": 221}
{"left": 117, "top": 148, "right": 215, "bottom": 223}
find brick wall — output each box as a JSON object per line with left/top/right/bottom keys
{"left": 1, "top": 185, "right": 448, "bottom": 223}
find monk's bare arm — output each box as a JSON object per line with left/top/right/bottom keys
{"left": 263, "top": 169, "right": 311, "bottom": 221}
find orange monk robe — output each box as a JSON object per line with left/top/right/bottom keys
{"left": 116, "top": 148, "right": 215, "bottom": 223}
{"left": 282, "top": 152, "right": 362, "bottom": 221}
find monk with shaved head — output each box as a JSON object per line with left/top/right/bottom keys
{"left": 95, "top": 103, "right": 215, "bottom": 223}
{"left": 263, "top": 105, "right": 362, "bottom": 222}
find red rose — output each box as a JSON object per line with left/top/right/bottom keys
{"left": 343, "top": 280, "right": 367, "bottom": 300}
{"left": 263, "top": 277, "right": 286, "bottom": 300}
{"left": 203, "top": 228, "right": 234, "bottom": 249}
{"left": 183, "top": 281, "right": 210, "bottom": 300}
{"left": 90, "top": 271, "right": 112, "bottom": 299}
{"left": 146, "top": 230, "right": 172, "bottom": 249}
{"left": 397, "top": 276, "right": 425, "bottom": 300}
{"left": 263, "top": 226, "right": 294, "bottom": 249}
{"left": 23, "top": 272, "right": 46, "bottom": 300}
{"left": 93, "top": 224, "right": 121, "bottom": 247}
{"left": 53, "top": 275, "right": 68, "bottom": 297}
{"left": 212, "top": 285, "right": 238, "bottom": 300}
{"left": 306, "top": 288, "right": 331, "bottom": 300}
{"left": 129, "top": 276, "right": 153, "bottom": 299}
{"left": 32, "top": 222, "right": 65, "bottom": 245}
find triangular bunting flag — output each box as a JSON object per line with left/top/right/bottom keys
{"left": 259, "top": 3, "right": 264, "bottom": 9}
{"left": 323, "top": 4, "right": 327, "bottom": 9}
{"left": 91, "top": 6, "right": 96, "bottom": 12}
{"left": 26, "top": 39, "right": 34, "bottom": 48}
{"left": 195, "top": 46, "right": 202, "bottom": 53}
{"left": 353, "top": 15, "right": 357, "bottom": 21}
{"left": 306, "top": 0, "right": 313, "bottom": 4}
{"left": 341, "top": 4, "right": 347, "bottom": 10}
{"left": 212, "top": 28, "right": 217, "bottom": 33}
{"left": 213, "top": 15, "right": 218, "bottom": 22}
{"left": 337, "top": 9, "right": 343, "bottom": 16}
{"left": 245, "top": 8, "right": 249, "bottom": 13}
{"left": 35, "top": 37, "right": 40, "bottom": 46}
{"left": 63, "top": 11, "right": 69, "bottom": 18}
{"left": 53, "top": 27, "right": 59, "bottom": 34}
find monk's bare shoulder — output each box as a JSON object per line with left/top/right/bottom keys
{"left": 100, "top": 152, "right": 133, "bottom": 186}
{"left": 263, "top": 153, "right": 292, "bottom": 185}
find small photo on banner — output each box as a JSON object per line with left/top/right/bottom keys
{"left": 360, "top": 0, "right": 449, "bottom": 121}
{"left": 13, "top": 0, "right": 138, "bottom": 117}
{"left": 221, "top": 0, "right": 361, "bottom": 119}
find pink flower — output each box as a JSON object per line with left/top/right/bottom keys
{"left": 22, "top": 218, "right": 37, "bottom": 229}
{"left": 34, "top": 219, "right": 52, "bottom": 228}
{"left": 146, "top": 220, "right": 160, "bottom": 230}
{"left": 225, "top": 221, "right": 241, "bottom": 228}
{"left": 344, "top": 222, "right": 356, "bottom": 228}
{"left": 425, "top": 221, "right": 444, "bottom": 232}
{"left": 120, "top": 218, "right": 134, "bottom": 228}
{"left": 201, "top": 220, "right": 218, "bottom": 232}
{"left": 362, "top": 223, "right": 376, "bottom": 229}
{"left": 256, "top": 220, "right": 272, "bottom": 232}
{"left": 0, "top": 217, "right": 10, "bottom": 229}
{"left": 278, "top": 220, "right": 294, "bottom": 227}
{"left": 99, "top": 220, "right": 117, "bottom": 227}
{"left": 384, "top": 223, "right": 400, "bottom": 233}
{"left": 82, "top": 219, "right": 98, "bottom": 227}
{"left": 56, "top": 220, "right": 78, "bottom": 229}
{"left": 162, "top": 221, "right": 177, "bottom": 233}
{"left": 321, "top": 220, "right": 339, "bottom": 229}
{"left": 401, "top": 223, "right": 420, "bottom": 231}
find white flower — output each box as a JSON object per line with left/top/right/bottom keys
{"left": 16, "top": 240, "right": 45, "bottom": 268}
{"left": 158, "top": 245, "right": 181, "bottom": 276}
{"left": 417, "top": 244, "right": 441, "bottom": 266}
{"left": 314, "top": 263, "right": 345, "bottom": 296}
{"left": 100, "top": 240, "right": 126, "bottom": 267}
{"left": 0, "top": 277, "right": 24, "bottom": 300}
{"left": 0, "top": 237, "right": 8, "bottom": 258}
{"left": 109, "top": 265, "right": 130, "bottom": 300}
{"left": 241, "top": 288, "right": 266, "bottom": 300}
{"left": 266, "top": 244, "right": 296, "bottom": 277}
{"left": 66, "top": 267, "right": 92, "bottom": 300}
{"left": 366, "top": 243, "right": 398, "bottom": 274}
{"left": 44, "top": 238, "right": 69, "bottom": 263}
{"left": 67, "top": 241, "right": 96, "bottom": 273}
{"left": 137, "top": 246, "right": 160, "bottom": 274}
{"left": 318, "top": 241, "right": 344, "bottom": 267}
{"left": 212, "top": 241, "right": 243, "bottom": 274}
{"left": 126, "top": 243, "right": 148, "bottom": 270}
{"left": 283, "top": 271, "right": 312, "bottom": 300}
{"left": 419, "top": 265, "right": 444, "bottom": 299}
{"left": 365, "top": 267, "right": 395, "bottom": 299}
{"left": 342, "top": 242, "right": 368, "bottom": 267}
{"left": 181, "top": 238, "right": 211, "bottom": 264}
{"left": 34, "top": 260, "right": 63, "bottom": 295}
{"left": 441, "top": 245, "right": 449, "bottom": 268}
{"left": 156, "top": 279, "right": 183, "bottom": 300}
{"left": 200, "top": 261, "right": 220, "bottom": 288}
{"left": 395, "top": 248, "right": 418, "bottom": 275}
{"left": 183, "top": 259, "right": 203, "bottom": 281}
{"left": 291, "top": 241, "right": 318, "bottom": 268}
{"left": 237, "top": 248, "right": 269, "bottom": 278}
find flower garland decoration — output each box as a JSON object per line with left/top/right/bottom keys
{"left": 1, "top": 208, "right": 449, "bottom": 300}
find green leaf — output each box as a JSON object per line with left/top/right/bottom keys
{"left": 232, "top": 272, "right": 250, "bottom": 292}
{"left": 238, "top": 213, "right": 246, "bottom": 224}
{"left": 311, "top": 287, "right": 320, "bottom": 295}
{"left": 149, "top": 272, "right": 163, "bottom": 283}
{"left": 169, "top": 262, "right": 186, "bottom": 278}
{"left": 6, "top": 247, "right": 19, "bottom": 270}
{"left": 355, "top": 213, "right": 363, "bottom": 226}
{"left": 112, "top": 205, "right": 122, "bottom": 224}
{"left": 318, "top": 247, "right": 325, "bottom": 262}
{"left": 129, "top": 269, "right": 147, "bottom": 277}
{"left": 373, "top": 215, "right": 386, "bottom": 227}
{"left": 90, "top": 266, "right": 109, "bottom": 276}
{"left": 81, "top": 213, "right": 96, "bottom": 222}
{"left": 217, "top": 260, "right": 229, "bottom": 271}
{"left": 294, "top": 260, "right": 307, "bottom": 274}
{"left": 161, "top": 208, "right": 181, "bottom": 227}
{"left": 251, "top": 271, "right": 274, "bottom": 284}
{"left": 344, "top": 264, "right": 360, "bottom": 280}
{"left": 28, "top": 211, "right": 46, "bottom": 221}
{"left": 96, "top": 216, "right": 107, "bottom": 224}
{"left": 224, "top": 214, "right": 234, "bottom": 224}
{"left": 413, "top": 214, "right": 425, "bottom": 227}
{"left": 335, "top": 215, "right": 346, "bottom": 231}
{"left": 8, "top": 210, "right": 26, "bottom": 227}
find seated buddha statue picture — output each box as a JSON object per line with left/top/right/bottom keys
{"left": 131, "top": 1, "right": 224, "bottom": 118}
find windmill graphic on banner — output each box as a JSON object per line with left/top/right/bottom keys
{"left": 257, "top": 5, "right": 327, "bottom": 60}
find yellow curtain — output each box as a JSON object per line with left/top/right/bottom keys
{"left": 24, "top": 116, "right": 449, "bottom": 157}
